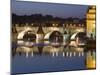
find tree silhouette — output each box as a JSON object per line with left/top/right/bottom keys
{"left": 12, "top": 13, "right": 84, "bottom": 27}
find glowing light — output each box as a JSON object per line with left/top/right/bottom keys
{"left": 93, "top": 23, "right": 95, "bottom": 28}
{"left": 31, "top": 52, "right": 33, "bottom": 56}
{"left": 63, "top": 52, "right": 65, "bottom": 57}
{"left": 52, "top": 24, "right": 55, "bottom": 26}
{"left": 31, "top": 23, "right": 34, "bottom": 26}
{"left": 73, "top": 52, "right": 76, "bottom": 56}
{"left": 82, "top": 24, "right": 84, "bottom": 27}
{"left": 86, "top": 51, "right": 96, "bottom": 69}
{"left": 70, "top": 52, "right": 72, "bottom": 57}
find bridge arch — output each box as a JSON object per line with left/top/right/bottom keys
{"left": 49, "top": 31, "right": 63, "bottom": 42}
{"left": 44, "top": 30, "right": 63, "bottom": 42}
{"left": 70, "top": 32, "right": 86, "bottom": 40}
{"left": 70, "top": 32, "right": 86, "bottom": 46}
{"left": 17, "top": 27, "right": 35, "bottom": 40}
{"left": 23, "top": 31, "right": 36, "bottom": 42}
{"left": 44, "top": 31, "right": 53, "bottom": 40}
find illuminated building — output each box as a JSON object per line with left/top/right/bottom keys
{"left": 86, "top": 6, "right": 96, "bottom": 39}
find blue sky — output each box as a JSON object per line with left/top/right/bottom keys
{"left": 11, "top": 0, "right": 89, "bottom": 18}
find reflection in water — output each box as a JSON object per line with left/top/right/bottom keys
{"left": 12, "top": 40, "right": 96, "bottom": 74}
{"left": 38, "top": 46, "right": 44, "bottom": 55}
{"left": 13, "top": 44, "right": 85, "bottom": 58}
{"left": 86, "top": 51, "right": 96, "bottom": 69}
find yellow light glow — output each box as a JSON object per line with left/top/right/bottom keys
{"left": 89, "top": 10, "right": 96, "bottom": 13}
{"left": 87, "top": 14, "right": 95, "bottom": 19}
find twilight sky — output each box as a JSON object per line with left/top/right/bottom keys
{"left": 11, "top": 0, "right": 89, "bottom": 18}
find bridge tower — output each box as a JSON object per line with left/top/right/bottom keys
{"left": 86, "top": 6, "right": 96, "bottom": 39}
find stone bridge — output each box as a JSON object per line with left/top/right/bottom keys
{"left": 15, "top": 25, "right": 85, "bottom": 40}
{"left": 16, "top": 26, "right": 64, "bottom": 40}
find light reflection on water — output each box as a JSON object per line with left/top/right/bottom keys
{"left": 13, "top": 41, "right": 85, "bottom": 57}
{"left": 12, "top": 41, "right": 96, "bottom": 74}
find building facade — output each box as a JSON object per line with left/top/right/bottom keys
{"left": 86, "top": 6, "right": 96, "bottom": 39}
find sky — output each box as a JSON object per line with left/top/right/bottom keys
{"left": 11, "top": 0, "right": 89, "bottom": 18}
